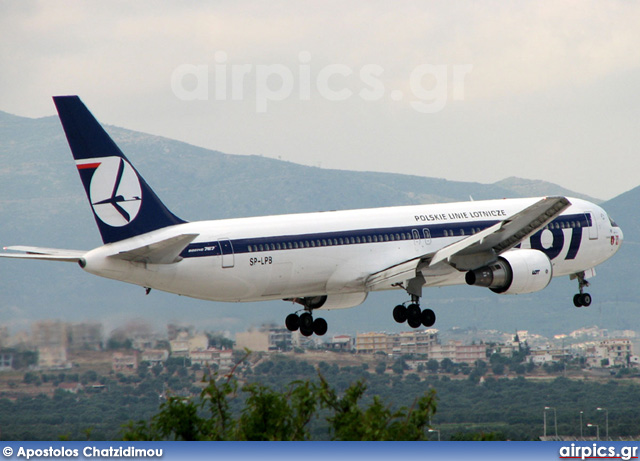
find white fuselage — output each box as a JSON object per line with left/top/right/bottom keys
{"left": 81, "top": 197, "right": 622, "bottom": 308}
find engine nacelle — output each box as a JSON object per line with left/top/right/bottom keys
{"left": 465, "top": 249, "right": 553, "bottom": 295}
{"left": 294, "top": 292, "right": 368, "bottom": 310}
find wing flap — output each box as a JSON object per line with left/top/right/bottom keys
{"left": 365, "top": 258, "right": 424, "bottom": 291}
{"left": 110, "top": 233, "right": 199, "bottom": 264}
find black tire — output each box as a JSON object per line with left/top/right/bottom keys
{"left": 581, "top": 293, "right": 592, "bottom": 307}
{"left": 421, "top": 309, "right": 436, "bottom": 327}
{"left": 300, "top": 326, "right": 314, "bottom": 337}
{"left": 393, "top": 305, "right": 407, "bottom": 323}
{"left": 300, "top": 312, "right": 314, "bottom": 329}
{"left": 573, "top": 294, "right": 583, "bottom": 308}
{"left": 408, "top": 316, "right": 422, "bottom": 328}
{"left": 285, "top": 313, "right": 300, "bottom": 331}
{"left": 407, "top": 303, "right": 421, "bottom": 321}
{"left": 313, "top": 318, "right": 328, "bottom": 336}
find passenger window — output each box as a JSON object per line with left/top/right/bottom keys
{"left": 259, "top": 244, "right": 264, "bottom": 251}
{"left": 248, "top": 246, "right": 253, "bottom": 252}
{"left": 322, "top": 239, "right": 327, "bottom": 246}
{"left": 367, "top": 236, "right": 372, "bottom": 243}
{"left": 339, "top": 238, "right": 344, "bottom": 245}
{"left": 355, "top": 236, "right": 361, "bottom": 244}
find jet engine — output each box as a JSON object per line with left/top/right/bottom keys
{"left": 465, "top": 249, "right": 553, "bottom": 295}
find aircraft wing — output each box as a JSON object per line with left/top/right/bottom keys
{"left": 366, "top": 196, "right": 571, "bottom": 293}
{"left": 0, "top": 246, "right": 86, "bottom": 262}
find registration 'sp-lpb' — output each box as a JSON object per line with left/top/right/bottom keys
{"left": 1, "top": 96, "right": 624, "bottom": 336}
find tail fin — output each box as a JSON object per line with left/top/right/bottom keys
{"left": 53, "top": 96, "right": 186, "bottom": 244}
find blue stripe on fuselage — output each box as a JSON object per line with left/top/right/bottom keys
{"left": 179, "top": 213, "right": 590, "bottom": 260}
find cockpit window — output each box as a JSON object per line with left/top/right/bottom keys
{"left": 609, "top": 216, "right": 619, "bottom": 227}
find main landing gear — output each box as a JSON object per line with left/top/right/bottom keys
{"left": 573, "top": 272, "right": 592, "bottom": 308}
{"left": 392, "top": 295, "right": 436, "bottom": 329}
{"left": 285, "top": 312, "right": 328, "bottom": 337}
{"left": 284, "top": 296, "right": 328, "bottom": 337}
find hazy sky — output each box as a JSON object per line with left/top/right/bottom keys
{"left": 1, "top": 1, "right": 638, "bottom": 200}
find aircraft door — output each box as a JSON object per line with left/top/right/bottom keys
{"left": 585, "top": 213, "right": 598, "bottom": 240}
{"left": 219, "top": 239, "right": 234, "bottom": 268}
{"left": 423, "top": 228, "right": 432, "bottom": 245}
{"left": 412, "top": 228, "right": 430, "bottom": 251}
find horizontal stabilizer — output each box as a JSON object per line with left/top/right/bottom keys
{"left": 0, "top": 246, "right": 86, "bottom": 263}
{"left": 110, "top": 233, "right": 199, "bottom": 264}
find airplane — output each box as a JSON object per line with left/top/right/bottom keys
{"left": 0, "top": 96, "right": 624, "bottom": 337}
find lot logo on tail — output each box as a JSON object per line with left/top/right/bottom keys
{"left": 77, "top": 157, "right": 142, "bottom": 227}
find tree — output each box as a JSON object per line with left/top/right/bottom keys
{"left": 426, "top": 359, "right": 439, "bottom": 373}
{"left": 122, "top": 374, "right": 437, "bottom": 441}
{"left": 491, "top": 362, "right": 505, "bottom": 376}
{"left": 391, "top": 358, "right": 407, "bottom": 375}
{"left": 440, "top": 358, "right": 454, "bottom": 373}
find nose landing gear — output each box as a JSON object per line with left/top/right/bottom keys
{"left": 573, "top": 271, "right": 592, "bottom": 307}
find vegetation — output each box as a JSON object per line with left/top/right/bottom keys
{"left": 123, "top": 373, "right": 437, "bottom": 441}
{"left": 2, "top": 354, "right": 640, "bottom": 440}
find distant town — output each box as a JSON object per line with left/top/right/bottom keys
{"left": 0, "top": 320, "right": 637, "bottom": 378}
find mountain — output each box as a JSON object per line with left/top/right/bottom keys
{"left": 495, "top": 177, "right": 601, "bottom": 204}
{"left": 0, "top": 110, "right": 635, "bottom": 338}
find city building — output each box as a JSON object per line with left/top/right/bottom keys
{"left": 141, "top": 349, "right": 169, "bottom": 367}
{"left": 598, "top": 338, "right": 633, "bottom": 367}
{"left": 0, "top": 352, "right": 13, "bottom": 371}
{"left": 235, "top": 326, "right": 293, "bottom": 352}
{"left": 328, "top": 335, "right": 354, "bottom": 351}
{"left": 356, "top": 330, "right": 439, "bottom": 355}
{"left": 68, "top": 323, "right": 103, "bottom": 351}
{"left": 112, "top": 351, "right": 138, "bottom": 372}
{"left": 430, "top": 341, "right": 487, "bottom": 364}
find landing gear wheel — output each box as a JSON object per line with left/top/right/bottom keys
{"left": 408, "top": 316, "right": 422, "bottom": 329}
{"left": 299, "top": 312, "right": 314, "bottom": 330}
{"left": 300, "top": 325, "right": 314, "bottom": 337}
{"left": 285, "top": 313, "right": 300, "bottom": 331}
{"left": 407, "top": 303, "right": 421, "bottom": 322}
{"left": 421, "top": 309, "right": 436, "bottom": 327}
{"left": 573, "top": 294, "right": 583, "bottom": 308}
{"left": 393, "top": 305, "right": 407, "bottom": 323}
{"left": 573, "top": 293, "right": 592, "bottom": 307}
{"left": 313, "top": 318, "right": 328, "bottom": 336}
